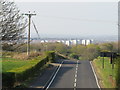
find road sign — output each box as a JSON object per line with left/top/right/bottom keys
{"left": 100, "top": 52, "right": 117, "bottom": 58}
{"left": 100, "top": 52, "right": 117, "bottom": 67}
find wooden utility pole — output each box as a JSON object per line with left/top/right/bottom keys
{"left": 23, "top": 11, "right": 36, "bottom": 55}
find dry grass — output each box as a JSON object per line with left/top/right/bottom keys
{"left": 13, "top": 51, "right": 44, "bottom": 60}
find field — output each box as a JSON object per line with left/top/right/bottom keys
{"left": 2, "top": 51, "right": 56, "bottom": 88}
{"left": 93, "top": 57, "right": 117, "bottom": 88}
{"left": 2, "top": 57, "right": 41, "bottom": 72}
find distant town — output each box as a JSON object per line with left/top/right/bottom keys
{"left": 26, "top": 34, "right": 117, "bottom": 46}
{"left": 28, "top": 35, "right": 117, "bottom": 46}
{"left": 29, "top": 38, "right": 116, "bottom": 46}
{"left": 38, "top": 39, "right": 93, "bottom": 46}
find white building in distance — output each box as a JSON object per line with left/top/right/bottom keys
{"left": 40, "top": 40, "right": 45, "bottom": 43}
{"left": 77, "top": 40, "right": 81, "bottom": 44}
{"left": 71, "top": 40, "right": 77, "bottom": 45}
{"left": 82, "top": 39, "right": 93, "bottom": 45}
{"left": 86, "top": 40, "right": 91, "bottom": 45}
{"left": 65, "top": 40, "right": 71, "bottom": 46}
{"left": 82, "top": 40, "right": 86, "bottom": 45}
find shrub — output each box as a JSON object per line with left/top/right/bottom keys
{"left": 2, "top": 72, "right": 15, "bottom": 88}
{"left": 9, "top": 58, "right": 48, "bottom": 82}
{"left": 45, "top": 51, "right": 55, "bottom": 63}
{"left": 2, "top": 51, "right": 60, "bottom": 88}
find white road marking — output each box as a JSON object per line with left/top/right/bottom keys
{"left": 74, "top": 83, "right": 77, "bottom": 87}
{"left": 73, "top": 60, "right": 79, "bottom": 89}
{"left": 74, "top": 78, "right": 77, "bottom": 82}
{"left": 76, "top": 67, "right": 78, "bottom": 71}
{"left": 76, "top": 70, "right": 77, "bottom": 74}
{"left": 76, "top": 66, "right": 78, "bottom": 68}
{"left": 90, "top": 61, "right": 101, "bottom": 89}
{"left": 46, "top": 61, "right": 64, "bottom": 89}
{"left": 75, "top": 74, "right": 77, "bottom": 78}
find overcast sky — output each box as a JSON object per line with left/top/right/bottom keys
{"left": 13, "top": 1, "right": 118, "bottom": 38}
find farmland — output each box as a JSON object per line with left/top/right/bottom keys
{"left": 2, "top": 57, "right": 40, "bottom": 72}
{"left": 2, "top": 51, "right": 56, "bottom": 88}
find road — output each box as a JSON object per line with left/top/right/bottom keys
{"left": 46, "top": 60, "right": 99, "bottom": 89}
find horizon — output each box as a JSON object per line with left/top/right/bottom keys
{"left": 15, "top": 2, "right": 118, "bottom": 39}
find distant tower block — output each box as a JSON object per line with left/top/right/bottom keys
{"left": 66, "top": 40, "right": 71, "bottom": 46}
{"left": 86, "top": 39, "right": 93, "bottom": 45}
{"left": 71, "top": 40, "right": 77, "bottom": 45}
{"left": 41, "top": 40, "right": 45, "bottom": 43}
{"left": 86, "top": 40, "right": 90, "bottom": 45}
{"left": 77, "top": 40, "right": 81, "bottom": 44}
{"left": 82, "top": 40, "right": 86, "bottom": 46}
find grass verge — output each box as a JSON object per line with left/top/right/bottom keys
{"left": 93, "top": 57, "right": 117, "bottom": 88}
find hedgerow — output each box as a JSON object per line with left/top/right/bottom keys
{"left": 2, "top": 51, "right": 56, "bottom": 88}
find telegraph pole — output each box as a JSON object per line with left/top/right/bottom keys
{"left": 23, "top": 11, "right": 36, "bottom": 55}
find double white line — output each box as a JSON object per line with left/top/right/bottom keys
{"left": 45, "top": 61, "right": 64, "bottom": 90}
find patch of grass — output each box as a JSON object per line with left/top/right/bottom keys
{"left": 93, "top": 57, "right": 117, "bottom": 88}
{"left": 2, "top": 51, "right": 56, "bottom": 88}
{"left": 2, "top": 56, "right": 44, "bottom": 72}
{"left": 8, "top": 60, "right": 40, "bottom": 73}
{"left": 2, "top": 60, "right": 30, "bottom": 72}
{"left": 2, "top": 57, "right": 22, "bottom": 61}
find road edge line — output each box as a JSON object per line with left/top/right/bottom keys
{"left": 45, "top": 60, "right": 64, "bottom": 90}
{"left": 90, "top": 61, "right": 101, "bottom": 89}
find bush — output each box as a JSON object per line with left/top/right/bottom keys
{"left": 2, "top": 51, "right": 56, "bottom": 88}
{"left": 2, "top": 52, "right": 65, "bottom": 88}
{"left": 2, "top": 72, "right": 15, "bottom": 88}
{"left": 9, "top": 57, "right": 48, "bottom": 82}
{"left": 45, "top": 51, "right": 55, "bottom": 63}
{"left": 69, "top": 53, "right": 79, "bottom": 59}
{"left": 2, "top": 43, "right": 14, "bottom": 51}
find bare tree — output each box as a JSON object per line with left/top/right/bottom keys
{"left": 0, "top": 0, "right": 27, "bottom": 44}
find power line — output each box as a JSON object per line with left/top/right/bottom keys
{"left": 32, "top": 20, "right": 47, "bottom": 51}
{"left": 32, "top": 20, "right": 41, "bottom": 40}
{"left": 37, "top": 14, "right": 117, "bottom": 24}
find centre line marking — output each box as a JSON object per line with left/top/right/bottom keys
{"left": 76, "top": 70, "right": 77, "bottom": 74}
{"left": 74, "top": 60, "right": 79, "bottom": 89}
{"left": 74, "top": 83, "right": 77, "bottom": 87}
{"left": 74, "top": 78, "right": 77, "bottom": 82}
{"left": 75, "top": 74, "right": 77, "bottom": 78}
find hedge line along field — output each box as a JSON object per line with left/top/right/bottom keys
{"left": 93, "top": 57, "right": 118, "bottom": 88}
{"left": 2, "top": 51, "right": 56, "bottom": 88}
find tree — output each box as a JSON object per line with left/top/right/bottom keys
{"left": 83, "top": 44, "right": 100, "bottom": 60}
{"left": 99, "top": 43, "right": 113, "bottom": 52}
{"left": 70, "top": 45, "right": 86, "bottom": 58}
{"left": 55, "top": 43, "right": 68, "bottom": 54}
{"left": 0, "top": 1, "right": 27, "bottom": 44}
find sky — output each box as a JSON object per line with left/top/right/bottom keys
{"left": 11, "top": 0, "right": 118, "bottom": 38}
